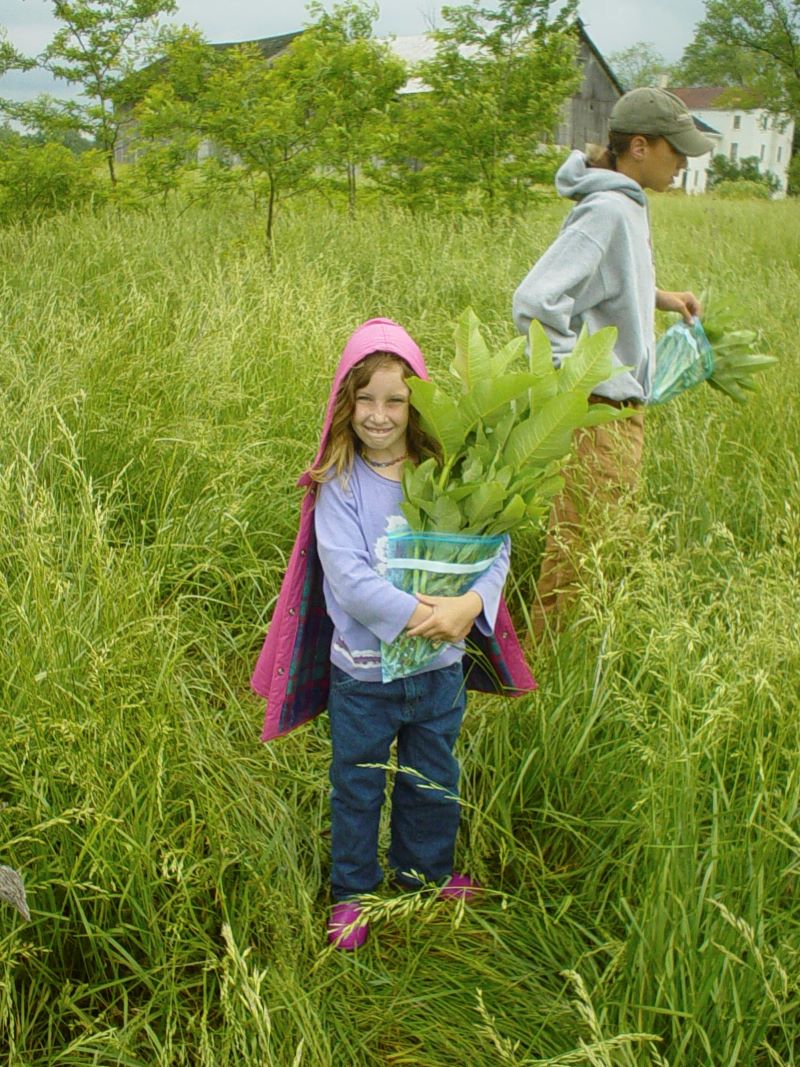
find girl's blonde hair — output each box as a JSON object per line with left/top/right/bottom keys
{"left": 307, "top": 352, "right": 442, "bottom": 485}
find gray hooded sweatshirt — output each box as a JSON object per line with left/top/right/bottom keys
{"left": 512, "top": 150, "right": 655, "bottom": 403}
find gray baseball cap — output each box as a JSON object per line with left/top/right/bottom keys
{"left": 609, "top": 87, "right": 714, "bottom": 157}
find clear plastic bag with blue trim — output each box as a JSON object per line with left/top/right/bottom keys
{"left": 651, "top": 318, "right": 714, "bottom": 405}
{"left": 379, "top": 525, "right": 503, "bottom": 683}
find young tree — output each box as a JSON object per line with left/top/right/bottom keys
{"left": 288, "top": 2, "right": 407, "bottom": 214}
{"left": 22, "top": 0, "right": 178, "bottom": 185}
{"left": 608, "top": 42, "right": 671, "bottom": 90}
{"left": 126, "top": 29, "right": 221, "bottom": 205}
{"left": 382, "top": 0, "right": 580, "bottom": 211}
{"left": 200, "top": 43, "right": 318, "bottom": 247}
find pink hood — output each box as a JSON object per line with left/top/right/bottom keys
{"left": 299, "top": 318, "right": 430, "bottom": 488}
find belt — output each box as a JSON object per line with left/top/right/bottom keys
{"left": 588, "top": 394, "right": 643, "bottom": 410}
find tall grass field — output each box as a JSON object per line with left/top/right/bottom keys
{"left": 1, "top": 192, "right": 799, "bottom": 1065}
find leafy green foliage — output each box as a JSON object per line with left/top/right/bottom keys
{"left": 607, "top": 41, "right": 672, "bottom": 90}
{"left": 402, "top": 308, "right": 623, "bottom": 535}
{"left": 373, "top": 0, "right": 580, "bottom": 212}
{"left": 702, "top": 299, "right": 779, "bottom": 402}
{"left": 200, "top": 43, "right": 318, "bottom": 245}
{"left": 0, "top": 139, "right": 104, "bottom": 224}
{"left": 707, "top": 154, "right": 779, "bottom": 194}
{"left": 27, "top": 0, "right": 179, "bottom": 184}
{"left": 0, "top": 193, "right": 798, "bottom": 1066}
{"left": 712, "top": 178, "right": 773, "bottom": 200}
{"left": 675, "top": 0, "right": 800, "bottom": 119}
{"left": 0, "top": 25, "right": 34, "bottom": 82}
{"left": 289, "top": 2, "right": 407, "bottom": 215}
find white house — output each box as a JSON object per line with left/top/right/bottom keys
{"left": 671, "top": 87, "right": 795, "bottom": 197}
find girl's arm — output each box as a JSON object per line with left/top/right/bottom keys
{"left": 406, "top": 539, "right": 510, "bottom": 643}
{"left": 406, "top": 591, "right": 483, "bottom": 643}
{"left": 315, "top": 479, "right": 420, "bottom": 644}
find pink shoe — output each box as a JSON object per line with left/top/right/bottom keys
{"left": 438, "top": 872, "right": 481, "bottom": 900}
{"left": 327, "top": 901, "right": 368, "bottom": 950}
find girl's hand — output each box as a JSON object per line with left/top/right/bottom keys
{"left": 656, "top": 289, "right": 702, "bottom": 323}
{"left": 405, "top": 591, "right": 483, "bottom": 643}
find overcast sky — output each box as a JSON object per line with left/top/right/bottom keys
{"left": 1, "top": 0, "right": 708, "bottom": 102}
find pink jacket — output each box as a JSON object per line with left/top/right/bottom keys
{"left": 251, "top": 318, "right": 536, "bottom": 740}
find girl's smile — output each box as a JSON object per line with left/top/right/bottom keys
{"left": 351, "top": 365, "right": 410, "bottom": 464}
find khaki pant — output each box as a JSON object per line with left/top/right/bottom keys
{"left": 531, "top": 409, "right": 645, "bottom": 639}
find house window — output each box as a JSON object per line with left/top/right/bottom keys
{"left": 733, "top": 115, "right": 741, "bottom": 130}
{"left": 730, "top": 143, "right": 739, "bottom": 162}
{"left": 759, "top": 114, "right": 768, "bottom": 131}
{"left": 778, "top": 147, "right": 783, "bottom": 162}
{"left": 694, "top": 170, "right": 699, "bottom": 187}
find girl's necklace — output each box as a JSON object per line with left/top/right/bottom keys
{"left": 362, "top": 451, "right": 409, "bottom": 469}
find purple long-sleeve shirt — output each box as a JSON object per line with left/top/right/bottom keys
{"left": 315, "top": 455, "right": 510, "bottom": 682}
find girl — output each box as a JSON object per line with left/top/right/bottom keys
{"left": 251, "top": 318, "right": 535, "bottom": 950}
{"left": 511, "top": 87, "right": 714, "bottom": 637}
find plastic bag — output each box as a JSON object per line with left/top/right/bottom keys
{"left": 379, "top": 525, "right": 503, "bottom": 683}
{"left": 651, "top": 318, "right": 714, "bottom": 405}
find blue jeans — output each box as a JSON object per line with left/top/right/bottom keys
{"left": 328, "top": 662, "right": 467, "bottom": 901}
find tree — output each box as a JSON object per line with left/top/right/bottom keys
{"left": 671, "top": 37, "right": 758, "bottom": 91}
{"left": 379, "top": 0, "right": 580, "bottom": 211}
{"left": 1, "top": 25, "right": 34, "bottom": 79}
{"left": 200, "top": 43, "right": 318, "bottom": 247}
{"left": 125, "top": 29, "right": 221, "bottom": 204}
{"left": 18, "top": 0, "right": 178, "bottom": 185}
{"left": 288, "top": 2, "right": 407, "bottom": 214}
{"left": 706, "top": 152, "right": 779, "bottom": 193}
{"left": 0, "top": 139, "right": 104, "bottom": 224}
{"left": 787, "top": 149, "right": 800, "bottom": 195}
{"left": 607, "top": 42, "right": 671, "bottom": 90}
{"left": 676, "top": 0, "right": 800, "bottom": 118}
{"left": 1, "top": 24, "right": 35, "bottom": 119}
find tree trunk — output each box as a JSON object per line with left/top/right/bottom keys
{"left": 266, "top": 178, "right": 276, "bottom": 259}
{"left": 347, "top": 161, "right": 357, "bottom": 216}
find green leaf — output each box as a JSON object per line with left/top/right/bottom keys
{"left": 442, "top": 482, "right": 479, "bottom": 502}
{"left": 493, "top": 335, "right": 527, "bottom": 375}
{"left": 504, "top": 392, "right": 587, "bottom": 469}
{"left": 407, "top": 377, "right": 468, "bottom": 459}
{"left": 557, "top": 325, "right": 619, "bottom": 396}
{"left": 402, "top": 456, "right": 438, "bottom": 506}
{"left": 462, "top": 372, "right": 539, "bottom": 425}
{"left": 400, "top": 500, "right": 422, "bottom": 529}
{"left": 461, "top": 450, "right": 484, "bottom": 483}
{"left": 527, "top": 320, "right": 559, "bottom": 406}
{"left": 580, "top": 404, "right": 636, "bottom": 428}
{"left": 715, "top": 353, "right": 778, "bottom": 371}
{"left": 484, "top": 493, "right": 526, "bottom": 535}
{"left": 525, "top": 474, "right": 565, "bottom": 504}
{"left": 464, "top": 481, "right": 507, "bottom": 527}
{"left": 450, "top": 307, "right": 491, "bottom": 393}
{"left": 495, "top": 465, "right": 514, "bottom": 489}
{"left": 432, "top": 493, "right": 463, "bottom": 532}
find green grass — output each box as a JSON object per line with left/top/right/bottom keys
{"left": 1, "top": 192, "right": 799, "bottom": 1065}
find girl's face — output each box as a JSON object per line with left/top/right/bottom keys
{"left": 639, "top": 137, "right": 687, "bottom": 192}
{"left": 351, "top": 364, "right": 410, "bottom": 460}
